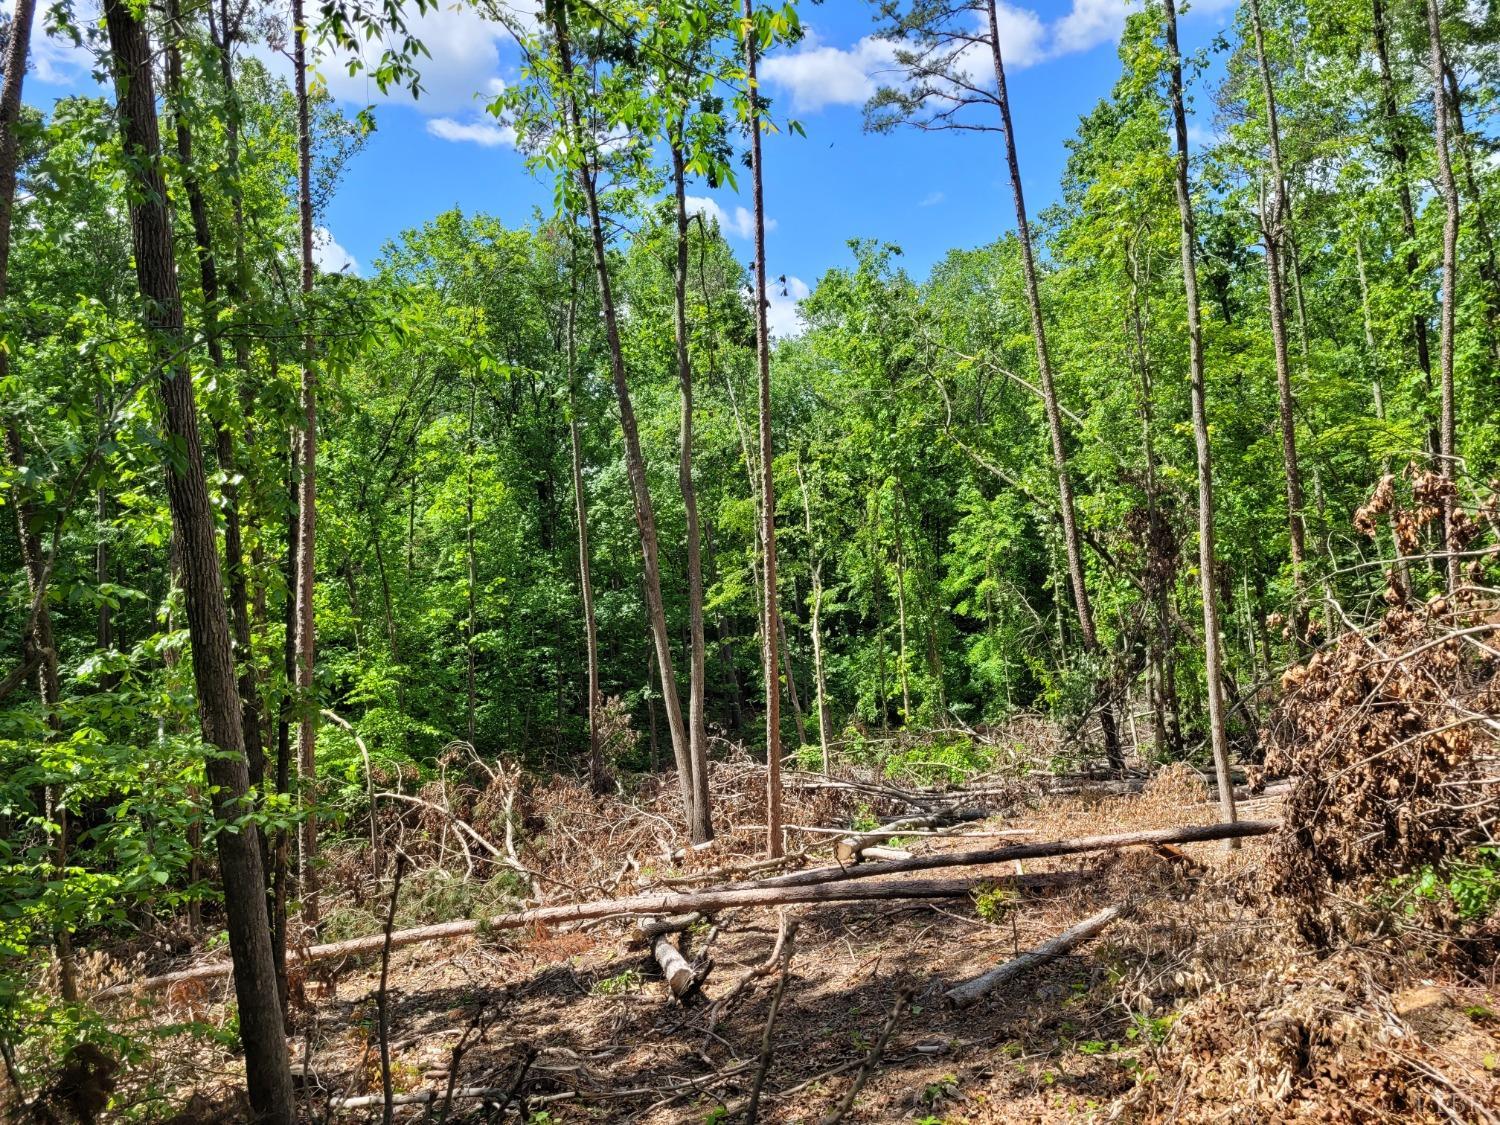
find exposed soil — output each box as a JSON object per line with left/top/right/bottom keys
{"left": 81, "top": 766, "right": 1500, "bottom": 1123}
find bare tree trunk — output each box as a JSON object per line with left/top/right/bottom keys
{"left": 892, "top": 500, "right": 913, "bottom": 723}
{"left": 466, "top": 382, "right": 478, "bottom": 745}
{"left": 272, "top": 434, "right": 297, "bottom": 1016}
{"left": 777, "top": 605, "right": 808, "bottom": 746}
{"left": 1248, "top": 0, "right": 1308, "bottom": 646}
{"left": 1162, "top": 0, "right": 1238, "bottom": 835}
{"left": 1443, "top": 64, "right": 1500, "bottom": 360}
{"left": 291, "top": 0, "right": 320, "bottom": 928}
{"left": 102, "top": 1, "right": 294, "bottom": 1113}
{"left": 565, "top": 258, "right": 606, "bottom": 793}
{"left": 1425, "top": 0, "right": 1461, "bottom": 593}
{"left": 552, "top": 13, "right": 699, "bottom": 838}
{"left": 984, "top": 0, "right": 1122, "bottom": 772}
{"left": 742, "top": 0, "right": 782, "bottom": 857}
{"left": 672, "top": 140, "right": 713, "bottom": 841}
{"left": 1372, "top": 0, "right": 1438, "bottom": 456}
{"left": 796, "top": 460, "right": 832, "bottom": 771}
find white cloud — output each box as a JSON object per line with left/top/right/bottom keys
{"left": 427, "top": 116, "right": 517, "bottom": 148}
{"left": 1052, "top": 0, "right": 1141, "bottom": 57}
{"left": 311, "top": 3, "right": 522, "bottom": 115}
{"left": 766, "top": 275, "right": 810, "bottom": 339}
{"left": 684, "top": 195, "right": 777, "bottom": 240}
{"left": 30, "top": 27, "right": 97, "bottom": 86}
{"left": 764, "top": 3, "right": 1179, "bottom": 114}
{"left": 313, "top": 226, "right": 359, "bottom": 275}
{"left": 760, "top": 32, "right": 895, "bottom": 112}
{"left": 919, "top": 191, "right": 945, "bottom": 207}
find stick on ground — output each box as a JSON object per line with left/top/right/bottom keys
{"left": 944, "top": 903, "right": 1124, "bottom": 1008}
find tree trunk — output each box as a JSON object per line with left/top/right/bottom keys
{"left": 742, "top": 0, "right": 782, "bottom": 858}
{"left": 777, "top": 603, "right": 808, "bottom": 746}
{"left": 466, "top": 382, "right": 478, "bottom": 746}
{"left": 796, "top": 460, "right": 832, "bottom": 771}
{"left": 984, "top": 0, "right": 1122, "bottom": 773}
{"left": 291, "top": 0, "right": 321, "bottom": 928}
{"left": 1162, "top": 0, "right": 1239, "bottom": 837}
{"left": 566, "top": 259, "right": 606, "bottom": 793}
{"left": 165, "top": 0, "right": 268, "bottom": 789}
{"left": 273, "top": 434, "right": 297, "bottom": 1016}
{"left": 1248, "top": 0, "right": 1309, "bottom": 647}
{"left": 102, "top": 1, "right": 294, "bottom": 1114}
{"left": 1372, "top": 0, "right": 1438, "bottom": 456}
{"left": 1425, "top": 0, "right": 1460, "bottom": 593}
{"left": 672, "top": 140, "right": 713, "bottom": 841}
{"left": 551, "top": 7, "right": 699, "bottom": 837}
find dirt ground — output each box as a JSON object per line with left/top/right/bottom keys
{"left": 89, "top": 771, "right": 1499, "bottom": 1124}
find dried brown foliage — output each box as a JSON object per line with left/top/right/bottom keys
{"left": 1268, "top": 470, "right": 1500, "bottom": 945}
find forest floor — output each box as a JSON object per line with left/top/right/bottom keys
{"left": 85, "top": 761, "right": 1500, "bottom": 1124}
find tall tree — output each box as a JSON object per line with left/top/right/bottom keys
{"left": 867, "top": 0, "right": 1124, "bottom": 771}
{"left": 1425, "top": 0, "right": 1460, "bottom": 592}
{"left": 100, "top": 0, "right": 295, "bottom": 1113}
{"left": 542, "top": 0, "right": 706, "bottom": 839}
{"left": 1161, "top": 0, "right": 1238, "bottom": 832}
{"left": 291, "top": 0, "right": 321, "bottom": 924}
{"left": 742, "top": 0, "right": 783, "bottom": 856}
{"left": 1247, "top": 0, "right": 1308, "bottom": 644}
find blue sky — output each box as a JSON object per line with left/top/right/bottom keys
{"left": 23, "top": 0, "right": 1235, "bottom": 333}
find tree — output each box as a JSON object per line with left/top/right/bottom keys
{"left": 1425, "top": 0, "right": 1460, "bottom": 592}
{"left": 742, "top": 0, "right": 782, "bottom": 856}
{"left": 100, "top": 0, "right": 295, "bottom": 1114}
{"left": 867, "top": 0, "right": 1124, "bottom": 772}
{"left": 1160, "top": 0, "right": 1238, "bottom": 831}
{"left": 292, "top": 0, "right": 321, "bottom": 925}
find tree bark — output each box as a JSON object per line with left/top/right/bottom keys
{"left": 1425, "top": 0, "right": 1460, "bottom": 593}
{"left": 1248, "top": 0, "right": 1308, "bottom": 646}
{"left": 672, "top": 139, "right": 713, "bottom": 841}
{"left": 984, "top": 0, "right": 1122, "bottom": 773}
{"left": 291, "top": 0, "right": 321, "bottom": 927}
{"left": 1162, "top": 0, "right": 1239, "bottom": 836}
{"left": 101, "top": 1, "right": 294, "bottom": 1114}
{"left": 742, "top": 0, "right": 783, "bottom": 858}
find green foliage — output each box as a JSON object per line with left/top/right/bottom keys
{"left": 1400, "top": 847, "right": 1500, "bottom": 922}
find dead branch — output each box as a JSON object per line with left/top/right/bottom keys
{"left": 834, "top": 807, "right": 988, "bottom": 864}
{"left": 822, "top": 984, "right": 914, "bottom": 1124}
{"left": 744, "top": 920, "right": 798, "bottom": 1124}
{"left": 639, "top": 919, "right": 696, "bottom": 1000}
{"left": 944, "top": 903, "right": 1124, "bottom": 1008}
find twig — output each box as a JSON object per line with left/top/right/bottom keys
{"left": 744, "top": 917, "right": 798, "bottom": 1124}
{"left": 498, "top": 1046, "right": 538, "bottom": 1119}
{"left": 822, "top": 984, "right": 914, "bottom": 1124}
{"left": 378, "top": 853, "right": 409, "bottom": 1125}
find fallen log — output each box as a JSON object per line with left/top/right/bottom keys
{"left": 638, "top": 919, "right": 695, "bottom": 999}
{"left": 95, "top": 872, "right": 1073, "bottom": 999}
{"left": 944, "top": 903, "right": 1124, "bottom": 1007}
{"left": 834, "top": 807, "right": 987, "bottom": 864}
{"left": 740, "top": 820, "right": 1277, "bottom": 893}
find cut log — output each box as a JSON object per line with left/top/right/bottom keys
{"left": 859, "top": 845, "right": 913, "bottom": 862}
{"left": 944, "top": 904, "right": 1123, "bottom": 1008}
{"left": 95, "top": 872, "right": 1072, "bottom": 999}
{"left": 834, "top": 807, "right": 987, "bottom": 864}
{"left": 638, "top": 919, "right": 695, "bottom": 999}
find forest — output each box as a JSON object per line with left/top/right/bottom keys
{"left": 2, "top": 0, "right": 1499, "bottom": 1118}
